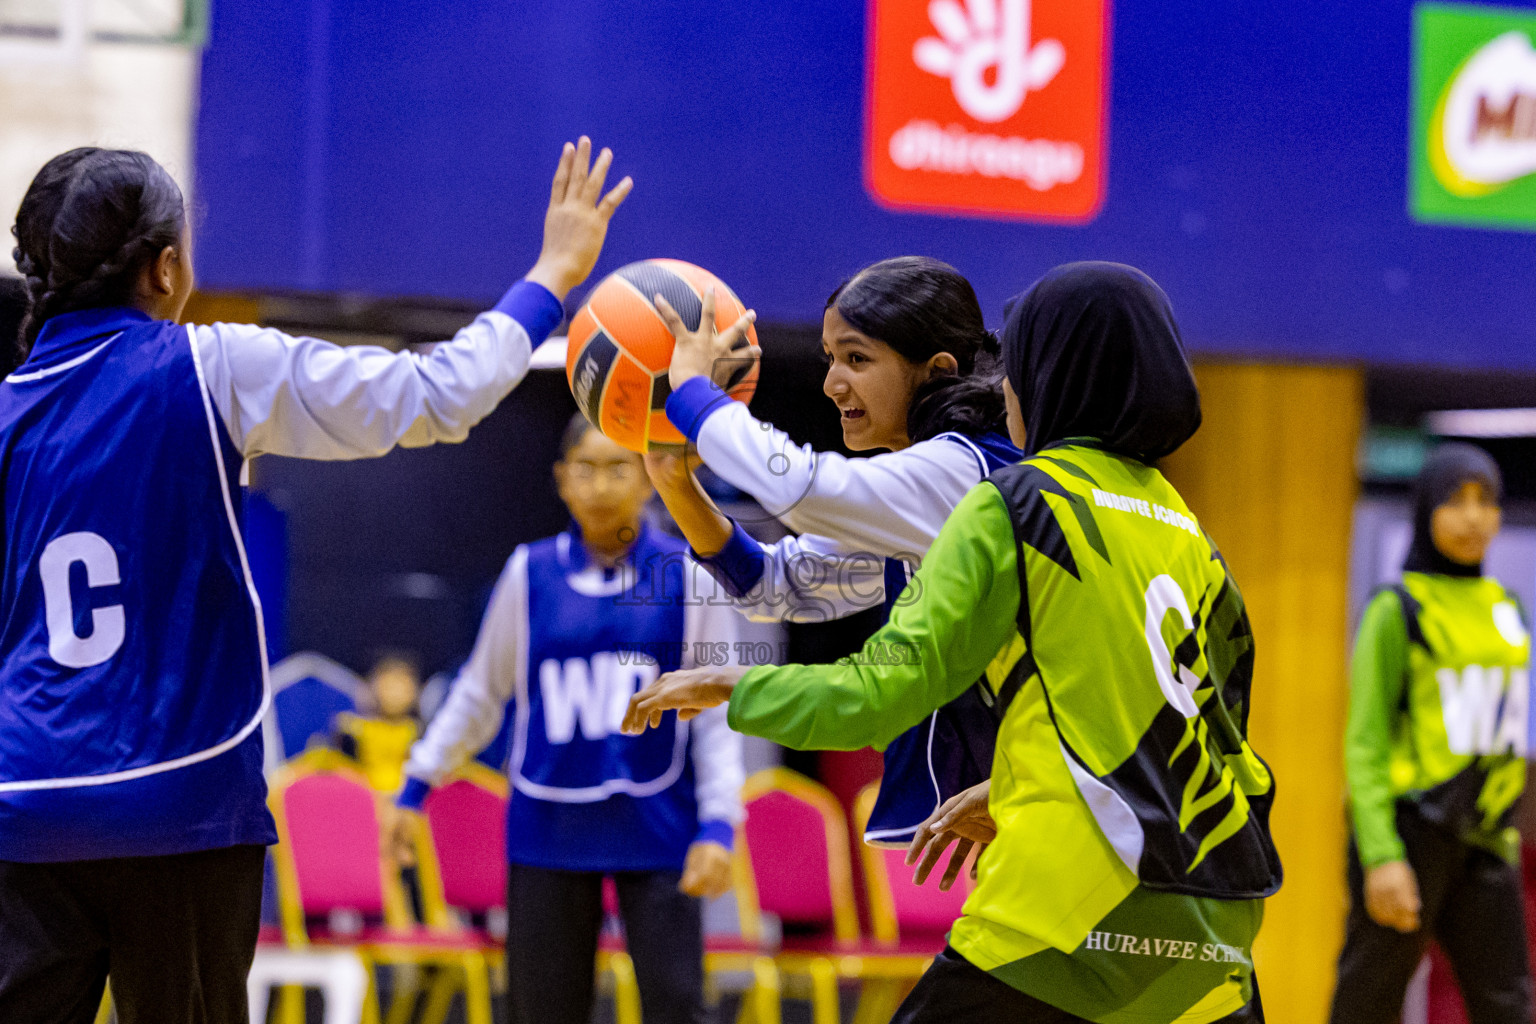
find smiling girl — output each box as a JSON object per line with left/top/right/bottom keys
{"left": 646, "top": 256, "right": 1021, "bottom": 850}
{"left": 624, "top": 262, "right": 1280, "bottom": 1024}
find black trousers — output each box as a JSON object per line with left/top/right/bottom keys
{"left": 0, "top": 844, "right": 266, "bottom": 1024}
{"left": 892, "top": 947, "right": 1264, "bottom": 1024}
{"left": 1329, "top": 806, "right": 1532, "bottom": 1024}
{"left": 505, "top": 862, "right": 705, "bottom": 1024}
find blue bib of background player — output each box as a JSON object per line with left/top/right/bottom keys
{"left": 505, "top": 526, "right": 705, "bottom": 871}
{"left": 513, "top": 527, "right": 688, "bottom": 799}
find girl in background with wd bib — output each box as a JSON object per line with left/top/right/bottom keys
{"left": 393, "top": 414, "right": 744, "bottom": 1024}
{"left": 1330, "top": 444, "right": 1532, "bottom": 1024}
{"left": 0, "top": 141, "right": 628, "bottom": 1023}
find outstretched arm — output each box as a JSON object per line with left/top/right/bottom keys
{"left": 645, "top": 448, "right": 735, "bottom": 556}
{"left": 199, "top": 139, "right": 632, "bottom": 461}
{"left": 389, "top": 547, "right": 529, "bottom": 864}
{"left": 624, "top": 484, "right": 1021, "bottom": 750}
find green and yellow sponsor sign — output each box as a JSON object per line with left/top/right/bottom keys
{"left": 1413, "top": 2, "right": 1536, "bottom": 228}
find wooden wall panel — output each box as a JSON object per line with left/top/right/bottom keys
{"left": 1162, "top": 361, "right": 1365, "bottom": 1024}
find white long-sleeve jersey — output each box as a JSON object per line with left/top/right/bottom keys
{"left": 401, "top": 528, "right": 745, "bottom": 870}
{"left": 695, "top": 398, "right": 995, "bottom": 562}
{"left": 672, "top": 380, "right": 1007, "bottom": 621}
{"left": 194, "top": 305, "right": 538, "bottom": 461}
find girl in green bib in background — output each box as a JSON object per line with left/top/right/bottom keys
{"left": 1330, "top": 443, "right": 1532, "bottom": 1024}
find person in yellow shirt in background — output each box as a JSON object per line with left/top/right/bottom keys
{"left": 337, "top": 653, "right": 423, "bottom": 793}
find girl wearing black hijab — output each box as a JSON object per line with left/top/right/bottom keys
{"left": 623, "top": 262, "right": 1281, "bottom": 1023}
{"left": 1330, "top": 444, "right": 1532, "bottom": 1024}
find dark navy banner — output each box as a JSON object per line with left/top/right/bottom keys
{"left": 195, "top": 0, "right": 1536, "bottom": 368}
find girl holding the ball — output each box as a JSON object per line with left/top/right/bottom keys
{"left": 645, "top": 256, "right": 1021, "bottom": 861}
{"left": 624, "top": 262, "right": 1279, "bottom": 1024}
{"left": 0, "top": 139, "right": 628, "bottom": 1022}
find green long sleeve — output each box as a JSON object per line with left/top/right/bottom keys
{"left": 1345, "top": 590, "right": 1410, "bottom": 867}
{"left": 727, "top": 484, "right": 1021, "bottom": 751}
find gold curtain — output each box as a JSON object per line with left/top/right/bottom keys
{"left": 1162, "top": 360, "right": 1365, "bottom": 1024}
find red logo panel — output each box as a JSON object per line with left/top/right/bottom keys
{"left": 865, "top": 0, "right": 1109, "bottom": 222}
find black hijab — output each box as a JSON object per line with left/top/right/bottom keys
{"left": 1403, "top": 442, "right": 1502, "bottom": 578}
{"left": 1001, "top": 262, "right": 1201, "bottom": 460}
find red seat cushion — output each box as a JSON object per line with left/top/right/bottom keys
{"left": 777, "top": 931, "right": 945, "bottom": 958}
{"left": 424, "top": 780, "right": 508, "bottom": 914}
{"left": 704, "top": 935, "right": 771, "bottom": 955}
{"left": 304, "top": 923, "right": 493, "bottom": 952}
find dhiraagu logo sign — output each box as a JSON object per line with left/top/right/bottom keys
{"left": 1414, "top": 2, "right": 1536, "bottom": 227}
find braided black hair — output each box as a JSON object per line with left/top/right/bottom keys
{"left": 826, "top": 256, "right": 1005, "bottom": 443}
{"left": 11, "top": 148, "right": 186, "bottom": 353}
{"left": 0, "top": 275, "right": 27, "bottom": 377}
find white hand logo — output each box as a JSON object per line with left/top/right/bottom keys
{"left": 913, "top": 0, "right": 1065, "bottom": 123}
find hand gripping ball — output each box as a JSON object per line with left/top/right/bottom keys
{"left": 565, "top": 259, "right": 760, "bottom": 452}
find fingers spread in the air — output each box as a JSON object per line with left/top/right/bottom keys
{"left": 622, "top": 693, "right": 650, "bottom": 734}
{"left": 599, "top": 177, "right": 634, "bottom": 218}
{"left": 700, "top": 287, "right": 717, "bottom": 333}
{"left": 551, "top": 142, "right": 576, "bottom": 203}
{"left": 569, "top": 136, "right": 592, "bottom": 198}
{"left": 584, "top": 147, "right": 613, "bottom": 203}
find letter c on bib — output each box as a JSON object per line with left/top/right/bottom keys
{"left": 39, "top": 531, "right": 125, "bottom": 668}
{"left": 1144, "top": 574, "right": 1201, "bottom": 718}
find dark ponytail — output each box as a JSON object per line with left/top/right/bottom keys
{"left": 0, "top": 275, "right": 27, "bottom": 377}
{"left": 11, "top": 148, "right": 186, "bottom": 353}
{"left": 826, "top": 256, "right": 1005, "bottom": 443}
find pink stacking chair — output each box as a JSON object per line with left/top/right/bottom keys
{"left": 413, "top": 762, "right": 647, "bottom": 1024}
{"left": 420, "top": 764, "right": 508, "bottom": 934}
{"left": 850, "top": 783, "right": 974, "bottom": 1022}
{"left": 267, "top": 749, "right": 493, "bottom": 1024}
{"left": 853, "top": 783, "right": 972, "bottom": 950}
{"left": 735, "top": 769, "right": 941, "bottom": 1024}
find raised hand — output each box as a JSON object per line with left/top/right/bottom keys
{"left": 525, "top": 137, "right": 633, "bottom": 302}
{"left": 655, "top": 287, "right": 759, "bottom": 392}
{"left": 905, "top": 779, "right": 995, "bottom": 891}
{"left": 621, "top": 666, "right": 748, "bottom": 734}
